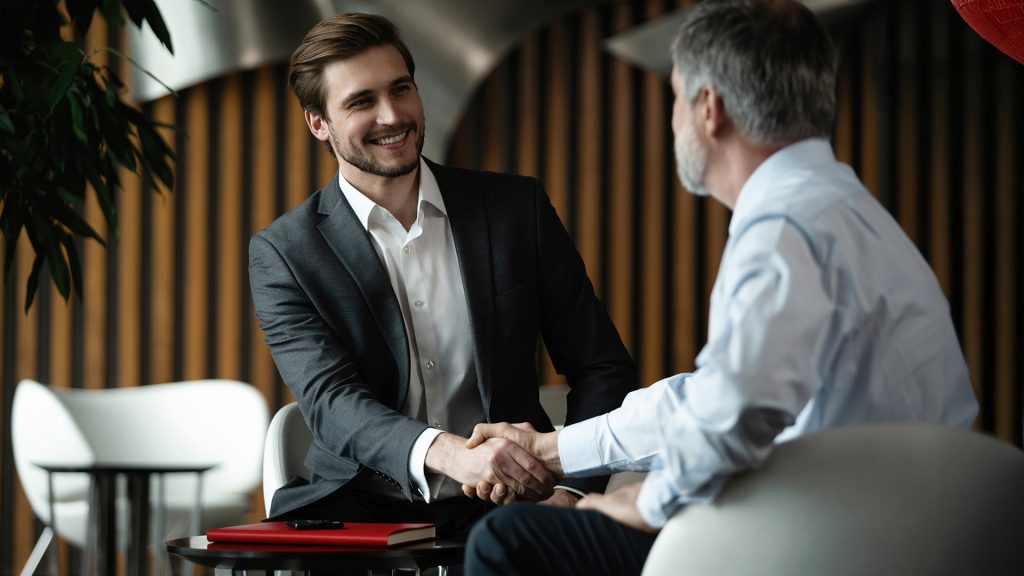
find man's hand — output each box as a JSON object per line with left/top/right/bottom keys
{"left": 461, "top": 483, "right": 581, "bottom": 507}
{"left": 461, "top": 480, "right": 517, "bottom": 505}
{"left": 577, "top": 483, "right": 658, "bottom": 534}
{"left": 425, "top": 433, "right": 554, "bottom": 501}
{"left": 465, "top": 422, "right": 564, "bottom": 477}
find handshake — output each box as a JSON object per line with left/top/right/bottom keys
{"left": 424, "top": 422, "right": 567, "bottom": 506}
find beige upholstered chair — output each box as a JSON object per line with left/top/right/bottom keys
{"left": 641, "top": 422, "right": 1024, "bottom": 576}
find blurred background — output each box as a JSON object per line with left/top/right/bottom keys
{"left": 2, "top": 0, "right": 1022, "bottom": 572}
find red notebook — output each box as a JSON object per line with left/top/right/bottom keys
{"left": 206, "top": 521, "right": 436, "bottom": 547}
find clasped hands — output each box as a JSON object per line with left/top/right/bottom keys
{"left": 434, "top": 421, "right": 657, "bottom": 532}
{"left": 462, "top": 422, "right": 565, "bottom": 505}
{"left": 424, "top": 422, "right": 565, "bottom": 506}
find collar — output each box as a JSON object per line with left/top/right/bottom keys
{"left": 337, "top": 157, "right": 448, "bottom": 232}
{"left": 729, "top": 138, "right": 835, "bottom": 235}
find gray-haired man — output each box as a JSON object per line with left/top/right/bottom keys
{"left": 463, "top": 1, "right": 978, "bottom": 573}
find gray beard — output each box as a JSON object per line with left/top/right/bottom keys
{"left": 674, "top": 119, "right": 709, "bottom": 197}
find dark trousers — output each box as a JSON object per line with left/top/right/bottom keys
{"left": 464, "top": 503, "right": 658, "bottom": 576}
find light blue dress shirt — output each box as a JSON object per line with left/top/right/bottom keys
{"left": 558, "top": 139, "right": 979, "bottom": 528}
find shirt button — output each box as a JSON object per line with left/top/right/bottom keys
{"left": 414, "top": 300, "right": 424, "bottom": 309}
{"left": 402, "top": 246, "right": 411, "bottom": 254}
{"left": 425, "top": 360, "right": 435, "bottom": 369}
{"left": 432, "top": 419, "right": 443, "bottom": 429}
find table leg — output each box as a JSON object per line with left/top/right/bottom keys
{"left": 127, "top": 472, "right": 151, "bottom": 576}
{"left": 94, "top": 472, "right": 116, "bottom": 576}
{"left": 46, "top": 472, "right": 59, "bottom": 576}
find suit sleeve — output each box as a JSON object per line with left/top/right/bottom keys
{"left": 248, "top": 233, "right": 428, "bottom": 499}
{"left": 533, "top": 183, "right": 638, "bottom": 494}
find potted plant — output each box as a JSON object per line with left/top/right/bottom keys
{"left": 0, "top": 0, "right": 176, "bottom": 311}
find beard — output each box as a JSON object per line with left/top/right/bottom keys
{"left": 328, "top": 120, "right": 426, "bottom": 178}
{"left": 674, "top": 116, "right": 709, "bottom": 197}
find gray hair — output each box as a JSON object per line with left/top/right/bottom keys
{"left": 671, "top": 0, "right": 837, "bottom": 147}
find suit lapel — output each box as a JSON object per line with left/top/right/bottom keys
{"left": 429, "top": 160, "right": 495, "bottom": 418}
{"left": 316, "top": 177, "right": 410, "bottom": 410}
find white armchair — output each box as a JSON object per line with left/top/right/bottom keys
{"left": 11, "top": 378, "right": 269, "bottom": 575}
{"left": 641, "top": 422, "right": 1024, "bottom": 576}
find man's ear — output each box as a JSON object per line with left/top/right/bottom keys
{"left": 698, "top": 86, "right": 727, "bottom": 139}
{"left": 304, "top": 110, "right": 331, "bottom": 142}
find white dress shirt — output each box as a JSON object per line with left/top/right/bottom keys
{"left": 558, "top": 139, "right": 979, "bottom": 528}
{"left": 338, "top": 158, "right": 482, "bottom": 501}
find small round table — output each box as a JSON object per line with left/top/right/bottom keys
{"left": 166, "top": 535, "right": 465, "bottom": 574}
{"left": 37, "top": 462, "right": 214, "bottom": 576}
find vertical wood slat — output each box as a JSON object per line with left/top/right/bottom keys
{"left": 640, "top": 69, "right": 666, "bottom": 385}
{"left": 252, "top": 68, "right": 281, "bottom": 405}
{"left": 217, "top": 75, "right": 244, "bottom": 380}
{"left": 541, "top": 23, "right": 571, "bottom": 387}
{"left": 608, "top": 3, "right": 636, "bottom": 353}
{"left": 576, "top": 9, "right": 602, "bottom": 289}
{"left": 13, "top": 235, "right": 39, "bottom": 576}
{"left": 994, "top": 61, "right": 1017, "bottom": 442}
{"left": 929, "top": 4, "right": 952, "bottom": 297}
{"left": 83, "top": 17, "right": 109, "bottom": 392}
{"left": 150, "top": 98, "right": 177, "bottom": 385}
{"left": 961, "top": 31, "right": 985, "bottom": 420}
{"left": 183, "top": 84, "right": 210, "bottom": 381}
{"left": 896, "top": 1, "right": 919, "bottom": 244}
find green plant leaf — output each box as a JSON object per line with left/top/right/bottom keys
{"left": 24, "top": 252, "right": 45, "bottom": 312}
{"left": 65, "top": 0, "right": 98, "bottom": 39}
{"left": 48, "top": 43, "right": 85, "bottom": 113}
{"left": 122, "top": 0, "right": 174, "bottom": 54}
{"left": 0, "top": 104, "right": 13, "bottom": 134}
{"left": 50, "top": 197, "right": 104, "bottom": 243}
{"left": 99, "top": 48, "right": 178, "bottom": 98}
{"left": 0, "top": 199, "right": 24, "bottom": 281}
{"left": 68, "top": 92, "right": 88, "bottom": 142}
{"left": 58, "top": 231, "right": 84, "bottom": 299}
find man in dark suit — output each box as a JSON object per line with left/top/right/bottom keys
{"left": 248, "top": 13, "right": 634, "bottom": 537}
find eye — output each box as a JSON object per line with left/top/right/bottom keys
{"left": 392, "top": 84, "right": 412, "bottom": 96}
{"left": 350, "top": 98, "right": 371, "bottom": 109}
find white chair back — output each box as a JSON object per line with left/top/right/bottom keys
{"left": 11, "top": 379, "right": 269, "bottom": 549}
{"left": 262, "top": 402, "right": 312, "bottom": 516}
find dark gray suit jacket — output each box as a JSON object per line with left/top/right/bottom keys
{"left": 249, "top": 159, "right": 635, "bottom": 517}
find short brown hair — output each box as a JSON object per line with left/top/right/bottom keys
{"left": 288, "top": 13, "right": 416, "bottom": 119}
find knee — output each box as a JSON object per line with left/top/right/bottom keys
{"left": 465, "top": 504, "right": 532, "bottom": 573}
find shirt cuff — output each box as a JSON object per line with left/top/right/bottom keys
{"left": 409, "top": 427, "right": 444, "bottom": 503}
{"left": 557, "top": 416, "right": 608, "bottom": 477}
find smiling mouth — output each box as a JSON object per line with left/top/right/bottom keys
{"left": 368, "top": 129, "right": 410, "bottom": 147}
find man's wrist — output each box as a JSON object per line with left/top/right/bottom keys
{"left": 424, "top": 432, "right": 461, "bottom": 476}
{"left": 410, "top": 428, "right": 444, "bottom": 501}
{"left": 538, "top": 430, "right": 564, "bottom": 476}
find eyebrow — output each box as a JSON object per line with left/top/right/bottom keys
{"left": 340, "top": 75, "right": 415, "bottom": 108}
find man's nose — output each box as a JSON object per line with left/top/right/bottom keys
{"left": 377, "top": 98, "right": 399, "bottom": 124}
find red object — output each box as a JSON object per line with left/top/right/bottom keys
{"left": 952, "top": 0, "right": 1024, "bottom": 66}
{"left": 206, "top": 521, "right": 436, "bottom": 547}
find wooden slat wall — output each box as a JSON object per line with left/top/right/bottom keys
{"left": 1, "top": 0, "right": 1022, "bottom": 572}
